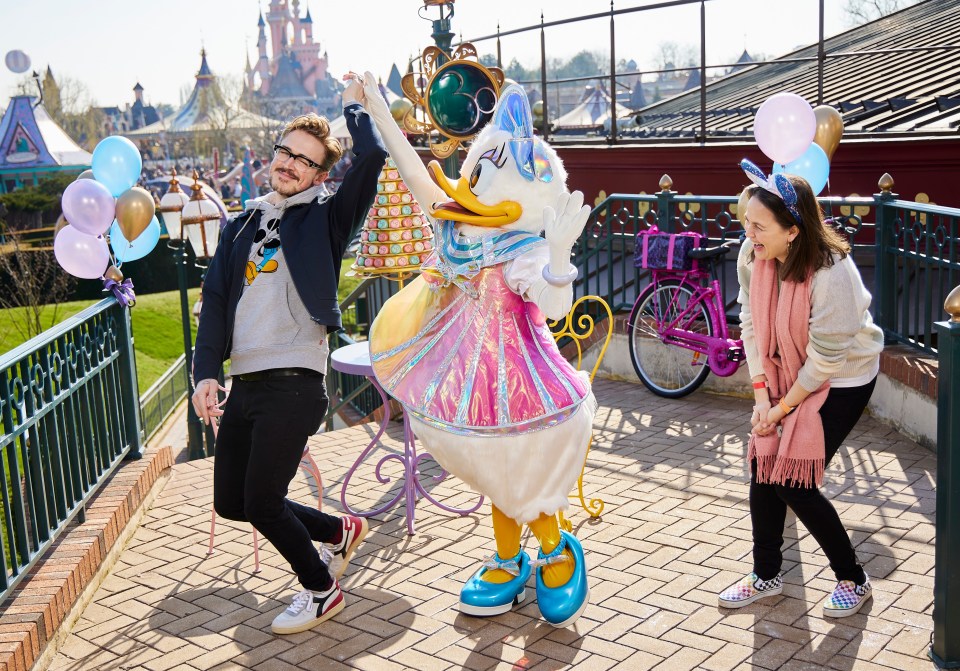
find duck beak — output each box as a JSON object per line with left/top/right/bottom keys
{"left": 427, "top": 160, "right": 521, "bottom": 227}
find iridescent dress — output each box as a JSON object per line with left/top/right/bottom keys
{"left": 370, "top": 221, "right": 596, "bottom": 523}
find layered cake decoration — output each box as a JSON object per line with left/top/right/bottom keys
{"left": 352, "top": 157, "right": 434, "bottom": 275}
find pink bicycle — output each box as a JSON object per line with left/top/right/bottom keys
{"left": 628, "top": 231, "right": 745, "bottom": 398}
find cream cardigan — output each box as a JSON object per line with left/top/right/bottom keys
{"left": 737, "top": 242, "right": 883, "bottom": 391}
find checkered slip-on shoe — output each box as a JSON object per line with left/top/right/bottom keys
{"left": 718, "top": 572, "right": 783, "bottom": 609}
{"left": 823, "top": 577, "right": 872, "bottom": 618}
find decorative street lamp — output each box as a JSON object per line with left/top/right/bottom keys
{"left": 157, "top": 168, "right": 219, "bottom": 460}
{"left": 181, "top": 170, "right": 222, "bottom": 263}
{"left": 421, "top": 0, "right": 459, "bottom": 178}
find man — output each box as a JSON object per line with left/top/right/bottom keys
{"left": 192, "top": 73, "right": 387, "bottom": 635}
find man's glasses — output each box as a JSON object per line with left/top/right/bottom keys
{"left": 273, "top": 144, "right": 323, "bottom": 172}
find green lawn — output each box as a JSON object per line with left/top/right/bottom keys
{"left": 1, "top": 289, "right": 200, "bottom": 396}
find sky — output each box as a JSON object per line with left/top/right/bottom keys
{"left": 0, "top": 0, "right": 853, "bottom": 110}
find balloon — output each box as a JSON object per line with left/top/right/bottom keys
{"left": 773, "top": 143, "right": 830, "bottom": 195}
{"left": 91, "top": 136, "right": 142, "bottom": 197}
{"left": 390, "top": 98, "right": 413, "bottom": 122}
{"left": 53, "top": 214, "right": 69, "bottom": 238}
{"left": 753, "top": 92, "right": 816, "bottom": 165}
{"left": 109, "top": 216, "right": 160, "bottom": 263}
{"left": 115, "top": 187, "right": 156, "bottom": 242}
{"left": 61, "top": 178, "right": 115, "bottom": 236}
{"left": 54, "top": 227, "right": 110, "bottom": 279}
{"left": 77, "top": 169, "right": 95, "bottom": 180}
{"left": 104, "top": 265, "right": 124, "bottom": 283}
{"left": 812, "top": 104, "right": 844, "bottom": 160}
{"left": 5, "top": 50, "right": 30, "bottom": 74}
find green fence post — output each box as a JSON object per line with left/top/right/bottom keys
{"left": 873, "top": 173, "right": 898, "bottom": 340}
{"left": 115, "top": 302, "right": 143, "bottom": 460}
{"left": 657, "top": 174, "right": 675, "bottom": 233}
{"left": 931, "top": 286, "right": 960, "bottom": 669}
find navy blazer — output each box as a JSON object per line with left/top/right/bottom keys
{"left": 193, "top": 103, "right": 388, "bottom": 382}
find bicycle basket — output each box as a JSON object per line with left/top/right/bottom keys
{"left": 634, "top": 227, "right": 702, "bottom": 271}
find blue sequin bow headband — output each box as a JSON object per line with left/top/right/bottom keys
{"left": 740, "top": 158, "right": 802, "bottom": 224}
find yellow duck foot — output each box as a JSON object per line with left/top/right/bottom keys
{"left": 538, "top": 549, "right": 575, "bottom": 588}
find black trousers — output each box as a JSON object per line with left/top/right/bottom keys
{"left": 213, "top": 373, "right": 340, "bottom": 591}
{"left": 751, "top": 378, "right": 876, "bottom": 584}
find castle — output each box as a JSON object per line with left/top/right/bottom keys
{"left": 244, "top": 0, "right": 341, "bottom": 117}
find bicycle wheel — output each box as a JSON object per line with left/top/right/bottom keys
{"left": 628, "top": 279, "right": 714, "bottom": 398}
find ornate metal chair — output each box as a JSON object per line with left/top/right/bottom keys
{"left": 549, "top": 295, "right": 613, "bottom": 532}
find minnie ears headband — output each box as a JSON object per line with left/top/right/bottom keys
{"left": 740, "top": 158, "right": 801, "bottom": 224}
{"left": 493, "top": 85, "right": 554, "bottom": 183}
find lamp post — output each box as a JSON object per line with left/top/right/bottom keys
{"left": 181, "top": 171, "right": 223, "bottom": 458}
{"left": 422, "top": 0, "right": 459, "bottom": 178}
{"left": 158, "top": 169, "right": 205, "bottom": 460}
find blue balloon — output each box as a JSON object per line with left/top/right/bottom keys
{"left": 110, "top": 216, "right": 160, "bottom": 263}
{"left": 92, "top": 136, "right": 143, "bottom": 197}
{"left": 772, "top": 143, "right": 830, "bottom": 195}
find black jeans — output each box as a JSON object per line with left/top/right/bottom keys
{"left": 751, "top": 377, "right": 876, "bottom": 584}
{"left": 213, "top": 373, "right": 340, "bottom": 591}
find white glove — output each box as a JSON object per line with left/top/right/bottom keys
{"left": 543, "top": 190, "right": 589, "bottom": 275}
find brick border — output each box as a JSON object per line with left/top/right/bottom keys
{"left": 0, "top": 444, "right": 173, "bottom": 671}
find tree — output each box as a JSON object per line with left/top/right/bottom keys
{"left": 651, "top": 41, "right": 698, "bottom": 80}
{"left": 842, "top": 0, "right": 918, "bottom": 25}
{"left": 0, "top": 237, "right": 76, "bottom": 343}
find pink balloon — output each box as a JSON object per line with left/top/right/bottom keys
{"left": 61, "top": 178, "right": 116, "bottom": 236}
{"left": 753, "top": 92, "right": 816, "bottom": 165}
{"left": 54, "top": 226, "right": 110, "bottom": 279}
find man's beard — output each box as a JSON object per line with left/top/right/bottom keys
{"left": 270, "top": 169, "right": 301, "bottom": 197}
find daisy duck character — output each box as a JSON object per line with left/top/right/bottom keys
{"left": 360, "top": 74, "right": 595, "bottom": 628}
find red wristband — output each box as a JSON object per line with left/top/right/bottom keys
{"left": 752, "top": 381, "right": 768, "bottom": 390}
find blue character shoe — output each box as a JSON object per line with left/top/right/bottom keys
{"left": 459, "top": 549, "right": 532, "bottom": 617}
{"left": 534, "top": 531, "right": 589, "bottom": 628}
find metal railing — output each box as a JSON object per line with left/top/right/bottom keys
{"left": 454, "top": 0, "right": 960, "bottom": 143}
{"left": 575, "top": 173, "right": 959, "bottom": 355}
{"left": 0, "top": 297, "right": 142, "bottom": 602}
{"left": 139, "top": 354, "right": 188, "bottom": 442}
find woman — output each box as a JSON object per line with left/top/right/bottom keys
{"left": 718, "top": 159, "right": 884, "bottom": 618}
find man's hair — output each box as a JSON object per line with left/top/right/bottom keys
{"left": 279, "top": 114, "right": 343, "bottom": 173}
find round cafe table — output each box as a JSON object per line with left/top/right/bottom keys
{"left": 329, "top": 341, "right": 483, "bottom": 535}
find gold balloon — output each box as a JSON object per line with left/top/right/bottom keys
{"left": 77, "top": 169, "right": 95, "bottom": 180}
{"left": 736, "top": 187, "right": 752, "bottom": 219}
{"left": 812, "top": 105, "right": 844, "bottom": 160}
{"left": 53, "top": 214, "right": 69, "bottom": 238}
{"left": 115, "top": 187, "right": 156, "bottom": 241}
{"left": 104, "top": 265, "right": 124, "bottom": 283}
{"left": 532, "top": 100, "right": 544, "bottom": 120}
{"left": 389, "top": 98, "right": 413, "bottom": 123}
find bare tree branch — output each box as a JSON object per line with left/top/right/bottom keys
{"left": 0, "top": 237, "right": 75, "bottom": 342}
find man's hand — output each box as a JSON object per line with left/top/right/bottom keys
{"left": 543, "top": 190, "right": 590, "bottom": 275}
{"left": 342, "top": 72, "right": 366, "bottom": 107}
{"left": 192, "top": 379, "right": 223, "bottom": 425}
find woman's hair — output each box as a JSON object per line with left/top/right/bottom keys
{"left": 279, "top": 114, "right": 343, "bottom": 173}
{"left": 745, "top": 175, "right": 849, "bottom": 283}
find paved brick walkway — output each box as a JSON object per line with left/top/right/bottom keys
{"left": 46, "top": 379, "right": 938, "bottom": 670}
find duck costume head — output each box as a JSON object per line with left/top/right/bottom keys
{"left": 362, "top": 74, "right": 595, "bottom": 628}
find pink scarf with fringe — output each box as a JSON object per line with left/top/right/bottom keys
{"left": 748, "top": 258, "right": 830, "bottom": 488}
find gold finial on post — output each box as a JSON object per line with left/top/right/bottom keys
{"left": 878, "top": 173, "right": 895, "bottom": 193}
{"left": 659, "top": 174, "right": 673, "bottom": 192}
{"left": 946, "top": 285, "right": 960, "bottom": 324}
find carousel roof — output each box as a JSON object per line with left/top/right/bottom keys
{"left": 125, "top": 49, "right": 282, "bottom": 138}
{"left": 0, "top": 95, "right": 91, "bottom": 173}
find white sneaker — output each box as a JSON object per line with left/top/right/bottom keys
{"left": 270, "top": 583, "right": 344, "bottom": 634}
{"left": 321, "top": 515, "right": 368, "bottom": 580}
